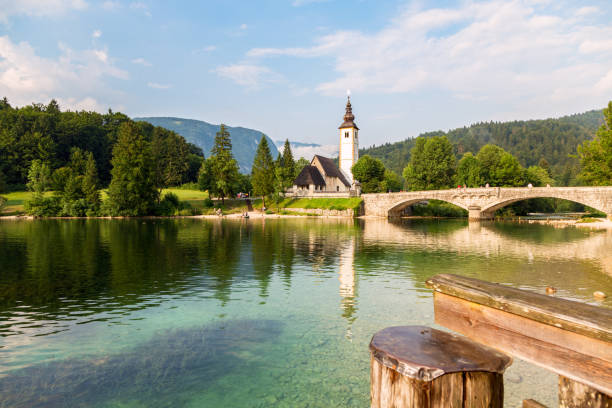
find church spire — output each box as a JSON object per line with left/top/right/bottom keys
{"left": 339, "top": 96, "right": 359, "bottom": 129}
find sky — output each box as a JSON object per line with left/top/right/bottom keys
{"left": 1, "top": 0, "right": 612, "bottom": 150}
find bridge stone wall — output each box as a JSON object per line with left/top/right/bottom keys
{"left": 362, "top": 187, "right": 612, "bottom": 219}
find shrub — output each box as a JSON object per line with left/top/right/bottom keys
{"left": 202, "top": 198, "right": 214, "bottom": 208}
{"left": 177, "top": 182, "right": 199, "bottom": 190}
{"left": 24, "top": 196, "right": 62, "bottom": 217}
{"left": 0, "top": 196, "right": 6, "bottom": 211}
{"left": 60, "top": 198, "right": 89, "bottom": 217}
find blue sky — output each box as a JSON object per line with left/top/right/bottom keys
{"left": 1, "top": 0, "right": 612, "bottom": 150}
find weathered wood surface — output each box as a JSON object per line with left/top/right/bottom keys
{"left": 369, "top": 326, "right": 511, "bottom": 381}
{"left": 426, "top": 274, "right": 612, "bottom": 343}
{"left": 429, "top": 287, "right": 612, "bottom": 395}
{"left": 369, "top": 326, "right": 509, "bottom": 408}
{"left": 559, "top": 376, "right": 612, "bottom": 408}
{"left": 522, "top": 399, "right": 548, "bottom": 408}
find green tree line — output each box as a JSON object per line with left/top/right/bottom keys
{"left": 0, "top": 98, "right": 205, "bottom": 216}
{"left": 360, "top": 109, "right": 604, "bottom": 186}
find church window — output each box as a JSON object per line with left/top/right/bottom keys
{"left": 336, "top": 186, "right": 339, "bottom": 192}
{"left": 344, "top": 131, "right": 349, "bottom": 138}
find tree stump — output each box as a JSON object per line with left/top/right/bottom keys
{"left": 559, "top": 376, "right": 612, "bottom": 408}
{"left": 369, "top": 326, "right": 512, "bottom": 408}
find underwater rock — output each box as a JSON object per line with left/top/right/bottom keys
{"left": 0, "top": 319, "right": 282, "bottom": 408}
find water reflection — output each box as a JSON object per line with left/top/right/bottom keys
{"left": 338, "top": 237, "right": 357, "bottom": 339}
{"left": 1, "top": 218, "right": 611, "bottom": 338}
{"left": 1, "top": 218, "right": 611, "bottom": 407}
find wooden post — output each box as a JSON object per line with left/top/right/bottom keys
{"left": 559, "top": 376, "right": 612, "bottom": 408}
{"left": 523, "top": 399, "right": 548, "bottom": 408}
{"left": 369, "top": 325, "right": 511, "bottom": 408}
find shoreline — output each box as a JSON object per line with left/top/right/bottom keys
{"left": 2, "top": 213, "right": 612, "bottom": 229}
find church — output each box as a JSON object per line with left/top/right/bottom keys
{"left": 292, "top": 96, "right": 361, "bottom": 196}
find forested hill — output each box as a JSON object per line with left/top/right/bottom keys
{"left": 134, "top": 117, "right": 278, "bottom": 173}
{"left": 360, "top": 110, "right": 604, "bottom": 178}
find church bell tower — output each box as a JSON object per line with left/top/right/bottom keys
{"left": 339, "top": 95, "right": 359, "bottom": 182}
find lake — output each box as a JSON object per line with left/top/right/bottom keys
{"left": 1, "top": 218, "right": 611, "bottom": 407}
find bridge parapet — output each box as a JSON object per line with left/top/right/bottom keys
{"left": 362, "top": 186, "right": 612, "bottom": 219}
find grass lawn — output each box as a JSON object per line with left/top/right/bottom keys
{"left": 1, "top": 191, "right": 54, "bottom": 214}
{"left": 1, "top": 189, "right": 362, "bottom": 216}
{"left": 276, "top": 197, "right": 363, "bottom": 211}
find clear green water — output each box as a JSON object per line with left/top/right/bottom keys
{"left": 0, "top": 218, "right": 611, "bottom": 407}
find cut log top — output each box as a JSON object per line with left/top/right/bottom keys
{"left": 426, "top": 274, "right": 612, "bottom": 343}
{"left": 369, "top": 325, "right": 511, "bottom": 382}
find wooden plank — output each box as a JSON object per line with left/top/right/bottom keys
{"left": 433, "top": 292, "right": 612, "bottom": 396}
{"left": 559, "top": 376, "right": 612, "bottom": 408}
{"left": 426, "top": 274, "right": 612, "bottom": 343}
{"left": 523, "top": 399, "right": 547, "bottom": 408}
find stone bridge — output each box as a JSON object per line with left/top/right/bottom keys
{"left": 362, "top": 187, "right": 612, "bottom": 219}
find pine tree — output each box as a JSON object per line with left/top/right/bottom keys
{"left": 108, "top": 122, "right": 158, "bottom": 216}
{"left": 208, "top": 124, "right": 239, "bottom": 204}
{"left": 279, "top": 139, "right": 295, "bottom": 190}
{"left": 251, "top": 135, "right": 275, "bottom": 208}
{"left": 82, "top": 152, "right": 100, "bottom": 213}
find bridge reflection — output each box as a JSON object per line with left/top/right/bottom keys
{"left": 360, "top": 219, "right": 612, "bottom": 277}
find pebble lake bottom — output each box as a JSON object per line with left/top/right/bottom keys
{"left": 0, "top": 218, "right": 610, "bottom": 407}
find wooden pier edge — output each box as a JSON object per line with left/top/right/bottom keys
{"left": 426, "top": 273, "right": 612, "bottom": 402}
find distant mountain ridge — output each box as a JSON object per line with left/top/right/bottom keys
{"left": 360, "top": 109, "right": 604, "bottom": 179}
{"left": 134, "top": 117, "right": 278, "bottom": 173}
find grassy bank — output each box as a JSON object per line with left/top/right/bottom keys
{"left": 1, "top": 189, "right": 211, "bottom": 216}
{"left": 1, "top": 191, "right": 361, "bottom": 217}
{"left": 274, "top": 197, "right": 363, "bottom": 212}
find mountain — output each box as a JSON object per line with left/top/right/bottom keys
{"left": 360, "top": 109, "right": 604, "bottom": 180}
{"left": 134, "top": 117, "right": 278, "bottom": 173}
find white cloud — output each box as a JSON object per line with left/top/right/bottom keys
{"left": 132, "top": 57, "right": 152, "bottom": 66}
{"left": 240, "top": 23, "right": 248, "bottom": 30}
{"left": 245, "top": 0, "right": 612, "bottom": 116}
{"left": 192, "top": 45, "right": 216, "bottom": 54}
{"left": 92, "top": 29, "right": 102, "bottom": 38}
{"left": 292, "top": 144, "right": 338, "bottom": 159}
{"left": 0, "top": 36, "right": 127, "bottom": 111}
{"left": 292, "top": 0, "right": 329, "bottom": 6}
{"left": 102, "top": 1, "right": 121, "bottom": 10}
{"left": 130, "top": 1, "right": 151, "bottom": 17}
{"left": 213, "top": 64, "right": 280, "bottom": 88}
{"left": 0, "top": 0, "right": 87, "bottom": 23}
{"left": 147, "top": 82, "right": 171, "bottom": 89}
{"left": 575, "top": 6, "right": 599, "bottom": 17}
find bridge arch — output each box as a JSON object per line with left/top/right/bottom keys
{"left": 361, "top": 187, "right": 612, "bottom": 219}
{"left": 387, "top": 198, "right": 468, "bottom": 217}
{"left": 481, "top": 193, "right": 610, "bottom": 217}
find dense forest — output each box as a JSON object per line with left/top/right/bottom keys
{"left": 0, "top": 98, "right": 203, "bottom": 191}
{"left": 360, "top": 110, "right": 604, "bottom": 185}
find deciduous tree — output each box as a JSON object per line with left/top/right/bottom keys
{"left": 403, "top": 136, "right": 456, "bottom": 190}
{"left": 578, "top": 101, "right": 612, "bottom": 185}
{"left": 352, "top": 155, "right": 385, "bottom": 193}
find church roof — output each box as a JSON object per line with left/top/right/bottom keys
{"left": 338, "top": 96, "right": 359, "bottom": 130}
{"left": 294, "top": 165, "right": 326, "bottom": 187}
{"left": 313, "top": 155, "right": 351, "bottom": 187}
